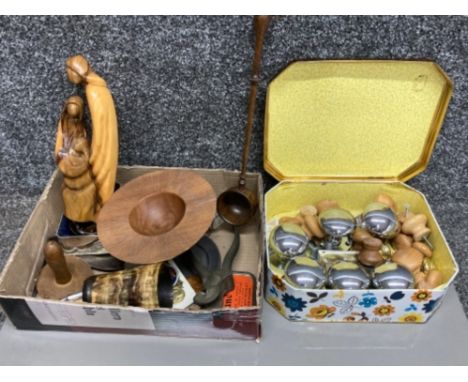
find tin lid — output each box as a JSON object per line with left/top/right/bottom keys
{"left": 264, "top": 60, "right": 452, "bottom": 182}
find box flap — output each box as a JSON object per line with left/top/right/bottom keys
{"left": 264, "top": 60, "right": 452, "bottom": 181}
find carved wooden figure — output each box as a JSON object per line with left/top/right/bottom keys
{"left": 55, "top": 96, "right": 97, "bottom": 222}
{"left": 57, "top": 54, "right": 119, "bottom": 222}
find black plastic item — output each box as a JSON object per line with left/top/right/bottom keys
{"left": 174, "top": 235, "right": 221, "bottom": 282}
{"left": 194, "top": 227, "right": 241, "bottom": 306}
{"left": 157, "top": 263, "right": 174, "bottom": 308}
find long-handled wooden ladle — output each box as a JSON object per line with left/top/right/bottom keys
{"left": 216, "top": 15, "right": 272, "bottom": 227}
{"left": 195, "top": 16, "right": 272, "bottom": 307}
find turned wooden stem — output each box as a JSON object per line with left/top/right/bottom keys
{"left": 43, "top": 239, "right": 72, "bottom": 285}
{"left": 239, "top": 15, "right": 271, "bottom": 187}
{"left": 358, "top": 237, "right": 384, "bottom": 267}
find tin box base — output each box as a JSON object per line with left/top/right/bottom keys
{"left": 0, "top": 166, "right": 264, "bottom": 341}
{"left": 265, "top": 181, "right": 458, "bottom": 323}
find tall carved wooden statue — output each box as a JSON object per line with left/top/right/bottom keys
{"left": 55, "top": 55, "right": 119, "bottom": 223}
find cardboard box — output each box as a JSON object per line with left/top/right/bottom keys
{"left": 263, "top": 60, "right": 459, "bottom": 323}
{"left": 0, "top": 166, "right": 264, "bottom": 340}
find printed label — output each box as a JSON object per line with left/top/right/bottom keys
{"left": 26, "top": 299, "right": 155, "bottom": 330}
{"left": 223, "top": 273, "right": 255, "bottom": 308}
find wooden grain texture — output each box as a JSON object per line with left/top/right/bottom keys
{"left": 97, "top": 169, "right": 217, "bottom": 264}
{"left": 402, "top": 213, "right": 431, "bottom": 242}
{"left": 66, "top": 54, "right": 119, "bottom": 209}
{"left": 358, "top": 237, "right": 385, "bottom": 267}
{"left": 216, "top": 16, "right": 271, "bottom": 227}
{"left": 36, "top": 239, "right": 93, "bottom": 300}
{"left": 55, "top": 96, "right": 98, "bottom": 222}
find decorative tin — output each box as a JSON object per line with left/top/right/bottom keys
{"left": 264, "top": 60, "right": 458, "bottom": 323}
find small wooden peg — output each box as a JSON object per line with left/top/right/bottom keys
{"left": 300, "top": 205, "right": 318, "bottom": 217}
{"left": 279, "top": 215, "right": 304, "bottom": 225}
{"left": 393, "top": 233, "right": 413, "bottom": 249}
{"left": 413, "top": 242, "right": 432, "bottom": 257}
{"left": 416, "top": 269, "right": 443, "bottom": 289}
{"left": 375, "top": 193, "right": 397, "bottom": 212}
{"left": 402, "top": 213, "right": 431, "bottom": 243}
{"left": 413, "top": 270, "right": 426, "bottom": 285}
{"left": 352, "top": 228, "right": 373, "bottom": 243}
{"left": 36, "top": 239, "right": 93, "bottom": 300}
{"left": 315, "top": 199, "right": 339, "bottom": 215}
{"left": 300, "top": 222, "right": 314, "bottom": 239}
{"left": 392, "top": 247, "right": 424, "bottom": 273}
{"left": 358, "top": 237, "right": 385, "bottom": 267}
{"left": 303, "top": 214, "right": 325, "bottom": 239}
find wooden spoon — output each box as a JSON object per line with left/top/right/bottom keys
{"left": 217, "top": 15, "right": 272, "bottom": 226}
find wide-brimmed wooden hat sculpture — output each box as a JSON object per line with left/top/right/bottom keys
{"left": 97, "top": 170, "right": 217, "bottom": 264}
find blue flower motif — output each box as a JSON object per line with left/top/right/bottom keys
{"left": 405, "top": 304, "right": 417, "bottom": 312}
{"left": 269, "top": 286, "right": 279, "bottom": 297}
{"left": 358, "top": 293, "right": 377, "bottom": 308}
{"left": 281, "top": 293, "right": 307, "bottom": 312}
{"left": 423, "top": 298, "right": 442, "bottom": 314}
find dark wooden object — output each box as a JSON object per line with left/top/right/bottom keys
{"left": 97, "top": 170, "right": 217, "bottom": 264}
{"left": 358, "top": 237, "right": 385, "bottom": 267}
{"left": 217, "top": 15, "right": 271, "bottom": 226}
{"left": 36, "top": 239, "right": 93, "bottom": 300}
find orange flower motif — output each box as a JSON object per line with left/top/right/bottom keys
{"left": 307, "top": 305, "right": 336, "bottom": 320}
{"left": 373, "top": 304, "right": 395, "bottom": 316}
{"left": 272, "top": 274, "right": 287, "bottom": 292}
{"left": 399, "top": 313, "right": 424, "bottom": 323}
{"left": 411, "top": 290, "right": 432, "bottom": 302}
{"left": 343, "top": 316, "right": 356, "bottom": 321}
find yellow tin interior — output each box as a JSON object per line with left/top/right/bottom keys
{"left": 265, "top": 181, "right": 458, "bottom": 286}
{"left": 264, "top": 60, "right": 452, "bottom": 182}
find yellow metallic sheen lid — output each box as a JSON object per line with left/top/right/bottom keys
{"left": 264, "top": 60, "right": 452, "bottom": 182}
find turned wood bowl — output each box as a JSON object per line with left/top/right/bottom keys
{"left": 97, "top": 170, "right": 217, "bottom": 264}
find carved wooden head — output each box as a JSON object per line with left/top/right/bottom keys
{"left": 66, "top": 55, "right": 90, "bottom": 84}
{"left": 63, "top": 95, "right": 84, "bottom": 120}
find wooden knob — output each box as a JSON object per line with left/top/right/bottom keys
{"left": 36, "top": 239, "right": 93, "bottom": 300}
{"left": 279, "top": 215, "right": 304, "bottom": 225}
{"left": 416, "top": 269, "right": 443, "bottom": 289}
{"left": 393, "top": 233, "right": 413, "bottom": 249}
{"left": 300, "top": 205, "right": 318, "bottom": 217}
{"left": 392, "top": 247, "right": 424, "bottom": 273}
{"left": 43, "top": 240, "right": 72, "bottom": 284}
{"left": 352, "top": 228, "right": 373, "bottom": 243}
{"left": 402, "top": 213, "right": 431, "bottom": 241}
{"left": 398, "top": 211, "right": 414, "bottom": 224}
{"left": 315, "top": 199, "right": 339, "bottom": 215}
{"left": 413, "top": 242, "right": 432, "bottom": 257}
{"left": 413, "top": 270, "right": 426, "bottom": 285}
{"left": 375, "top": 193, "right": 397, "bottom": 211}
{"left": 303, "top": 214, "right": 325, "bottom": 239}
{"left": 358, "top": 237, "right": 384, "bottom": 267}
{"left": 300, "top": 222, "right": 314, "bottom": 239}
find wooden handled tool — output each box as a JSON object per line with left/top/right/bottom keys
{"left": 36, "top": 238, "right": 93, "bottom": 300}
{"left": 217, "top": 15, "right": 272, "bottom": 226}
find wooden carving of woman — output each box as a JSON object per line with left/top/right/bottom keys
{"left": 55, "top": 55, "right": 119, "bottom": 223}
